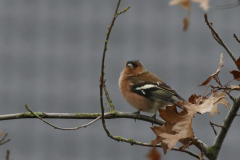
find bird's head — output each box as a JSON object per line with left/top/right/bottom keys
{"left": 121, "top": 59, "right": 146, "bottom": 76}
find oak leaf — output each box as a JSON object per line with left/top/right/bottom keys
{"left": 169, "top": 0, "right": 210, "bottom": 11}
{"left": 199, "top": 152, "right": 204, "bottom": 160}
{"left": 191, "top": 0, "right": 210, "bottom": 11}
{"left": 199, "top": 53, "right": 223, "bottom": 86}
{"left": 151, "top": 105, "right": 195, "bottom": 153}
{"left": 230, "top": 85, "right": 240, "bottom": 90}
{"left": 183, "top": 18, "right": 190, "bottom": 31}
{"left": 147, "top": 148, "right": 161, "bottom": 160}
{"left": 169, "top": 0, "right": 191, "bottom": 10}
{"left": 151, "top": 89, "right": 229, "bottom": 153}
{"left": 230, "top": 70, "right": 240, "bottom": 81}
{"left": 235, "top": 57, "right": 240, "bottom": 70}
{"left": 179, "top": 90, "right": 230, "bottom": 117}
{"left": 169, "top": 0, "right": 210, "bottom": 31}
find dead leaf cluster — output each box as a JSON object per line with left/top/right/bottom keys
{"left": 151, "top": 53, "right": 232, "bottom": 155}
{"left": 169, "top": 0, "right": 210, "bottom": 30}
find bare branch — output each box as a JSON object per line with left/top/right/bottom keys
{"left": 6, "top": 150, "right": 10, "bottom": 160}
{"left": 210, "top": 81, "right": 235, "bottom": 102}
{"left": 25, "top": 104, "right": 107, "bottom": 130}
{"left": 215, "top": 0, "right": 240, "bottom": 9}
{"left": 111, "top": 136, "right": 202, "bottom": 159}
{"left": 210, "top": 86, "right": 231, "bottom": 90}
{"left": 0, "top": 111, "right": 165, "bottom": 125}
{"left": 210, "top": 121, "right": 225, "bottom": 136}
{"left": 204, "top": 14, "right": 236, "bottom": 62}
{"left": 0, "top": 133, "right": 11, "bottom": 146}
{"left": 193, "top": 137, "right": 210, "bottom": 159}
{"left": 210, "top": 121, "right": 225, "bottom": 129}
{"left": 102, "top": 79, "right": 115, "bottom": 110}
{"left": 99, "top": 0, "right": 131, "bottom": 135}
{"left": 234, "top": 34, "right": 240, "bottom": 43}
{"left": 210, "top": 121, "right": 218, "bottom": 136}
{"left": 208, "top": 93, "right": 240, "bottom": 159}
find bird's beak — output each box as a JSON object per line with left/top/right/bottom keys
{"left": 127, "top": 63, "right": 134, "bottom": 69}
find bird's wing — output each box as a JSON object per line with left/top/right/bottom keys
{"left": 129, "top": 71, "right": 185, "bottom": 104}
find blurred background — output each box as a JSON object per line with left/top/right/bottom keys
{"left": 0, "top": 0, "right": 240, "bottom": 159}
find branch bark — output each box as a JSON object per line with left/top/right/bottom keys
{"left": 208, "top": 94, "right": 240, "bottom": 159}
{"left": 0, "top": 111, "right": 164, "bottom": 125}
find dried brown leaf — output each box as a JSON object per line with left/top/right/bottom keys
{"left": 192, "top": 0, "right": 210, "bottom": 11}
{"left": 169, "top": 0, "right": 191, "bottom": 10}
{"left": 169, "top": 0, "right": 210, "bottom": 11}
{"left": 151, "top": 89, "right": 229, "bottom": 154}
{"left": 147, "top": 148, "right": 161, "bottom": 160}
{"left": 230, "top": 70, "right": 240, "bottom": 81}
{"left": 183, "top": 18, "right": 190, "bottom": 31}
{"left": 199, "top": 152, "right": 204, "bottom": 160}
{"left": 198, "top": 76, "right": 212, "bottom": 86}
{"left": 180, "top": 90, "right": 230, "bottom": 117}
{"left": 199, "top": 53, "right": 223, "bottom": 86}
{"left": 151, "top": 127, "right": 169, "bottom": 154}
{"left": 189, "top": 94, "right": 200, "bottom": 104}
{"left": 151, "top": 105, "right": 194, "bottom": 153}
{"left": 230, "top": 85, "right": 240, "bottom": 90}
{"left": 235, "top": 57, "right": 240, "bottom": 70}
{"left": 0, "top": 130, "right": 2, "bottom": 136}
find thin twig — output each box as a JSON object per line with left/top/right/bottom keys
{"left": 210, "top": 122, "right": 225, "bottom": 129}
{"left": 204, "top": 14, "right": 236, "bottom": 62}
{"left": 100, "top": 0, "right": 129, "bottom": 147}
{"left": 210, "top": 121, "right": 218, "bottom": 136}
{"left": 212, "top": 75, "right": 235, "bottom": 101}
{"left": 215, "top": 1, "right": 240, "bottom": 9}
{"left": 113, "top": 135, "right": 201, "bottom": 159}
{"left": 25, "top": 104, "right": 107, "bottom": 130}
{"left": 234, "top": 34, "right": 240, "bottom": 43}
{"left": 6, "top": 150, "right": 10, "bottom": 160}
{"left": 211, "top": 94, "right": 240, "bottom": 159}
{"left": 102, "top": 79, "right": 115, "bottom": 110}
{"left": 210, "top": 86, "right": 231, "bottom": 90}
{"left": 0, "top": 133, "right": 11, "bottom": 145}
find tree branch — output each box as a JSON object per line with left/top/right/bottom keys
{"left": 100, "top": 0, "right": 131, "bottom": 151}
{"left": 204, "top": 14, "right": 236, "bottom": 62}
{"left": 6, "top": 150, "right": 10, "bottom": 160}
{"left": 210, "top": 121, "right": 218, "bottom": 136}
{"left": 234, "top": 34, "right": 240, "bottom": 43}
{"left": 0, "top": 111, "right": 165, "bottom": 125}
{"left": 25, "top": 104, "right": 107, "bottom": 130}
{"left": 209, "top": 94, "right": 240, "bottom": 159}
{"left": 0, "top": 133, "right": 11, "bottom": 146}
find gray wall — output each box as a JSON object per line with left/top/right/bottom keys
{"left": 1, "top": 0, "right": 240, "bottom": 159}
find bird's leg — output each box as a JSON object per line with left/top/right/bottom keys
{"left": 134, "top": 110, "right": 141, "bottom": 116}
{"left": 151, "top": 113, "right": 157, "bottom": 126}
{"left": 152, "top": 113, "right": 156, "bottom": 119}
{"left": 134, "top": 110, "right": 141, "bottom": 122}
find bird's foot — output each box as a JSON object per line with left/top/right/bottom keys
{"left": 134, "top": 110, "right": 141, "bottom": 122}
{"left": 134, "top": 110, "right": 141, "bottom": 116}
{"left": 151, "top": 114, "right": 157, "bottom": 126}
{"left": 151, "top": 113, "right": 156, "bottom": 119}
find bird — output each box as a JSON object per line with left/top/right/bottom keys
{"left": 118, "top": 59, "right": 185, "bottom": 117}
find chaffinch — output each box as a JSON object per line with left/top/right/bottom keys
{"left": 119, "top": 59, "right": 185, "bottom": 116}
